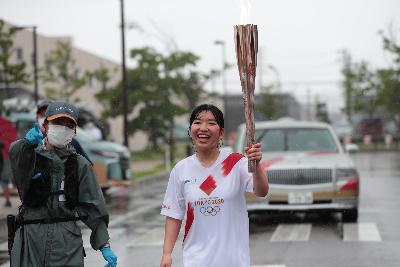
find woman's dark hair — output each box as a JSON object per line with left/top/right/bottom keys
{"left": 189, "top": 104, "right": 224, "bottom": 129}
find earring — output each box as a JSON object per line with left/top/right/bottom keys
{"left": 218, "top": 139, "right": 223, "bottom": 148}
{"left": 192, "top": 143, "right": 197, "bottom": 153}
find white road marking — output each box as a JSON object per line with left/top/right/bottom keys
{"left": 252, "top": 265, "right": 286, "bottom": 267}
{"left": 270, "top": 224, "right": 311, "bottom": 242}
{"left": 343, "top": 222, "right": 381, "bottom": 242}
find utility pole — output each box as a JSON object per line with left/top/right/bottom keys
{"left": 120, "top": 0, "right": 129, "bottom": 147}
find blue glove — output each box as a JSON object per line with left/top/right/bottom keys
{"left": 25, "top": 123, "right": 43, "bottom": 145}
{"left": 101, "top": 247, "right": 117, "bottom": 267}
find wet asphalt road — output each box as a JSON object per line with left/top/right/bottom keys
{"left": 4, "top": 152, "right": 398, "bottom": 267}
{"left": 79, "top": 151, "right": 400, "bottom": 267}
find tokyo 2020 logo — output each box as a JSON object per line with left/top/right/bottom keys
{"left": 200, "top": 205, "right": 221, "bottom": 216}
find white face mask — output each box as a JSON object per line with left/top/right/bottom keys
{"left": 46, "top": 125, "right": 75, "bottom": 148}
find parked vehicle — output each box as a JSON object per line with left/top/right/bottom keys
{"left": 234, "top": 118, "right": 360, "bottom": 222}
{"left": 6, "top": 112, "right": 36, "bottom": 138}
{"left": 75, "top": 128, "right": 131, "bottom": 190}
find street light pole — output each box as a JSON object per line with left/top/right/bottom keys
{"left": 214, "top": 40, "right": 228, "bottom": 139}
{"left": 120, "top": 0, "right": 129, "bottom": 148}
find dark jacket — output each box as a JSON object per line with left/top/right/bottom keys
{"left": 9, "top": 139, "right": 109, "bottom": 267}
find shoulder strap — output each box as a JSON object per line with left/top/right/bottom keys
{"left": 64, "top": 153, "right": 79, "bottom": 209}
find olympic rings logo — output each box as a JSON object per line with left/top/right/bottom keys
{"left": 200, "top": 205, "right": 221, "bottom": 216}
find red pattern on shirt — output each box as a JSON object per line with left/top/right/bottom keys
{"left": 199, "top": 175, "right": 217, "bottom": 195}
{"left": 183, "top": 202, "right": 194, "bottom": 244}
{"left": 221, "top": 153, "right": 244, "bottom": 176}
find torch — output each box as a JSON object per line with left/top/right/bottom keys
{"left": 234, "top": 0, "right": 258, "bottom": 173}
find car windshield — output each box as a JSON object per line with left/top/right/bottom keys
{"left": 255, "top": 127, "right": 338, "bottom": 152}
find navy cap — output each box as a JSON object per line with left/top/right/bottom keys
{"left": 45, "top": 101, "right": 79, "bottom": 124}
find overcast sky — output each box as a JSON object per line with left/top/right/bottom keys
{"left": 1, "top": 0, "right": 400, "bottom": 113}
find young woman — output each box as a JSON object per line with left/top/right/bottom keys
{"left": 160, "top": 104, "right": 268, "bottom": 267}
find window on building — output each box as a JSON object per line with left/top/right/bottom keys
{"left": 16, "top": 48, "right": 23, "bottom": 61}
{"left": 90, "top": 76, "right": 97, "bottom": 88}
{"left": 74, "top": 68, "right": 81, "bottom": 79}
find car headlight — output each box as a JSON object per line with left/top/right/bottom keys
{"left": 336, "top": 168, "right": 357, "bottom": 181}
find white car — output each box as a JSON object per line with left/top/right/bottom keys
{"left": 234, "top": 118, "right": 359, "bottom": 222}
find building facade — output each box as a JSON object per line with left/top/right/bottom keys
{"left": 2, "top": 20, "right": 149, "bottom": 147}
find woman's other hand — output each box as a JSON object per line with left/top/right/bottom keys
{"left": 160, "top": 253, "right": 172, "bottom": 267}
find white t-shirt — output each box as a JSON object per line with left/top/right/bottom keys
{"left": 161, "top": 149, "right": 254, "bottom": 267}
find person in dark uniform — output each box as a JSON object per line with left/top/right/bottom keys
{"left": 9, "top": 101, "right": 117, "bottom": 266}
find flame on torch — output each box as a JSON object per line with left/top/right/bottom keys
{"left": 239, "top": 0, "right": 251, "bottom": 25}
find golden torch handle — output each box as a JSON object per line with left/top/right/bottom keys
{"left": 234, "top": 24, "right": 258, "bottom": 173}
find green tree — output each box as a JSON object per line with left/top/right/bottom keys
{"left": 340, "top": 50, "right": 379, "bottom": 120}
{"left": 376, "top": 30, "right": 400, "bottom": 117}
{"left": 341, "top": 27, "right": 400, "bottom": 129}
{"left": 86, "top": 66, "right": 117, "bottom": 120}
{"left": 180, "top": 71, "right": 204, "bottom": 111}
{"left": 96, "top": 47, "right": 204, "bottom": 153}
{"left": 256, "top": 85, "right": 281, "bottom": 120}
{"left": 0, "top": 20, "right": 30, "bottom": 109}
{"left": 86, "top": 66, "right": 112, "bottom": 92}
{"left": 42, "top": 41, "right": 85, "bottom": 101}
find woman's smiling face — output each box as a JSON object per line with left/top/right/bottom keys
{"left": 190, "top": 111, "right": 224, "bottom": 152}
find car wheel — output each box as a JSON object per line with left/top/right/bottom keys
{"left": 342, "top": 208, "right": 358, "bottom": 222}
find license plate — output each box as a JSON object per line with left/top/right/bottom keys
{"left": 288, "top": 192, "right": 313, "bottom": 204}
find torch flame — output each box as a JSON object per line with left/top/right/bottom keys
{"left": 239, "top": 0, "right": 251, "bottom": 25}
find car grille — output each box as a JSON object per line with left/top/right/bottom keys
{"left": 267, "top": 168, "right": 333, "bottom": 185}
